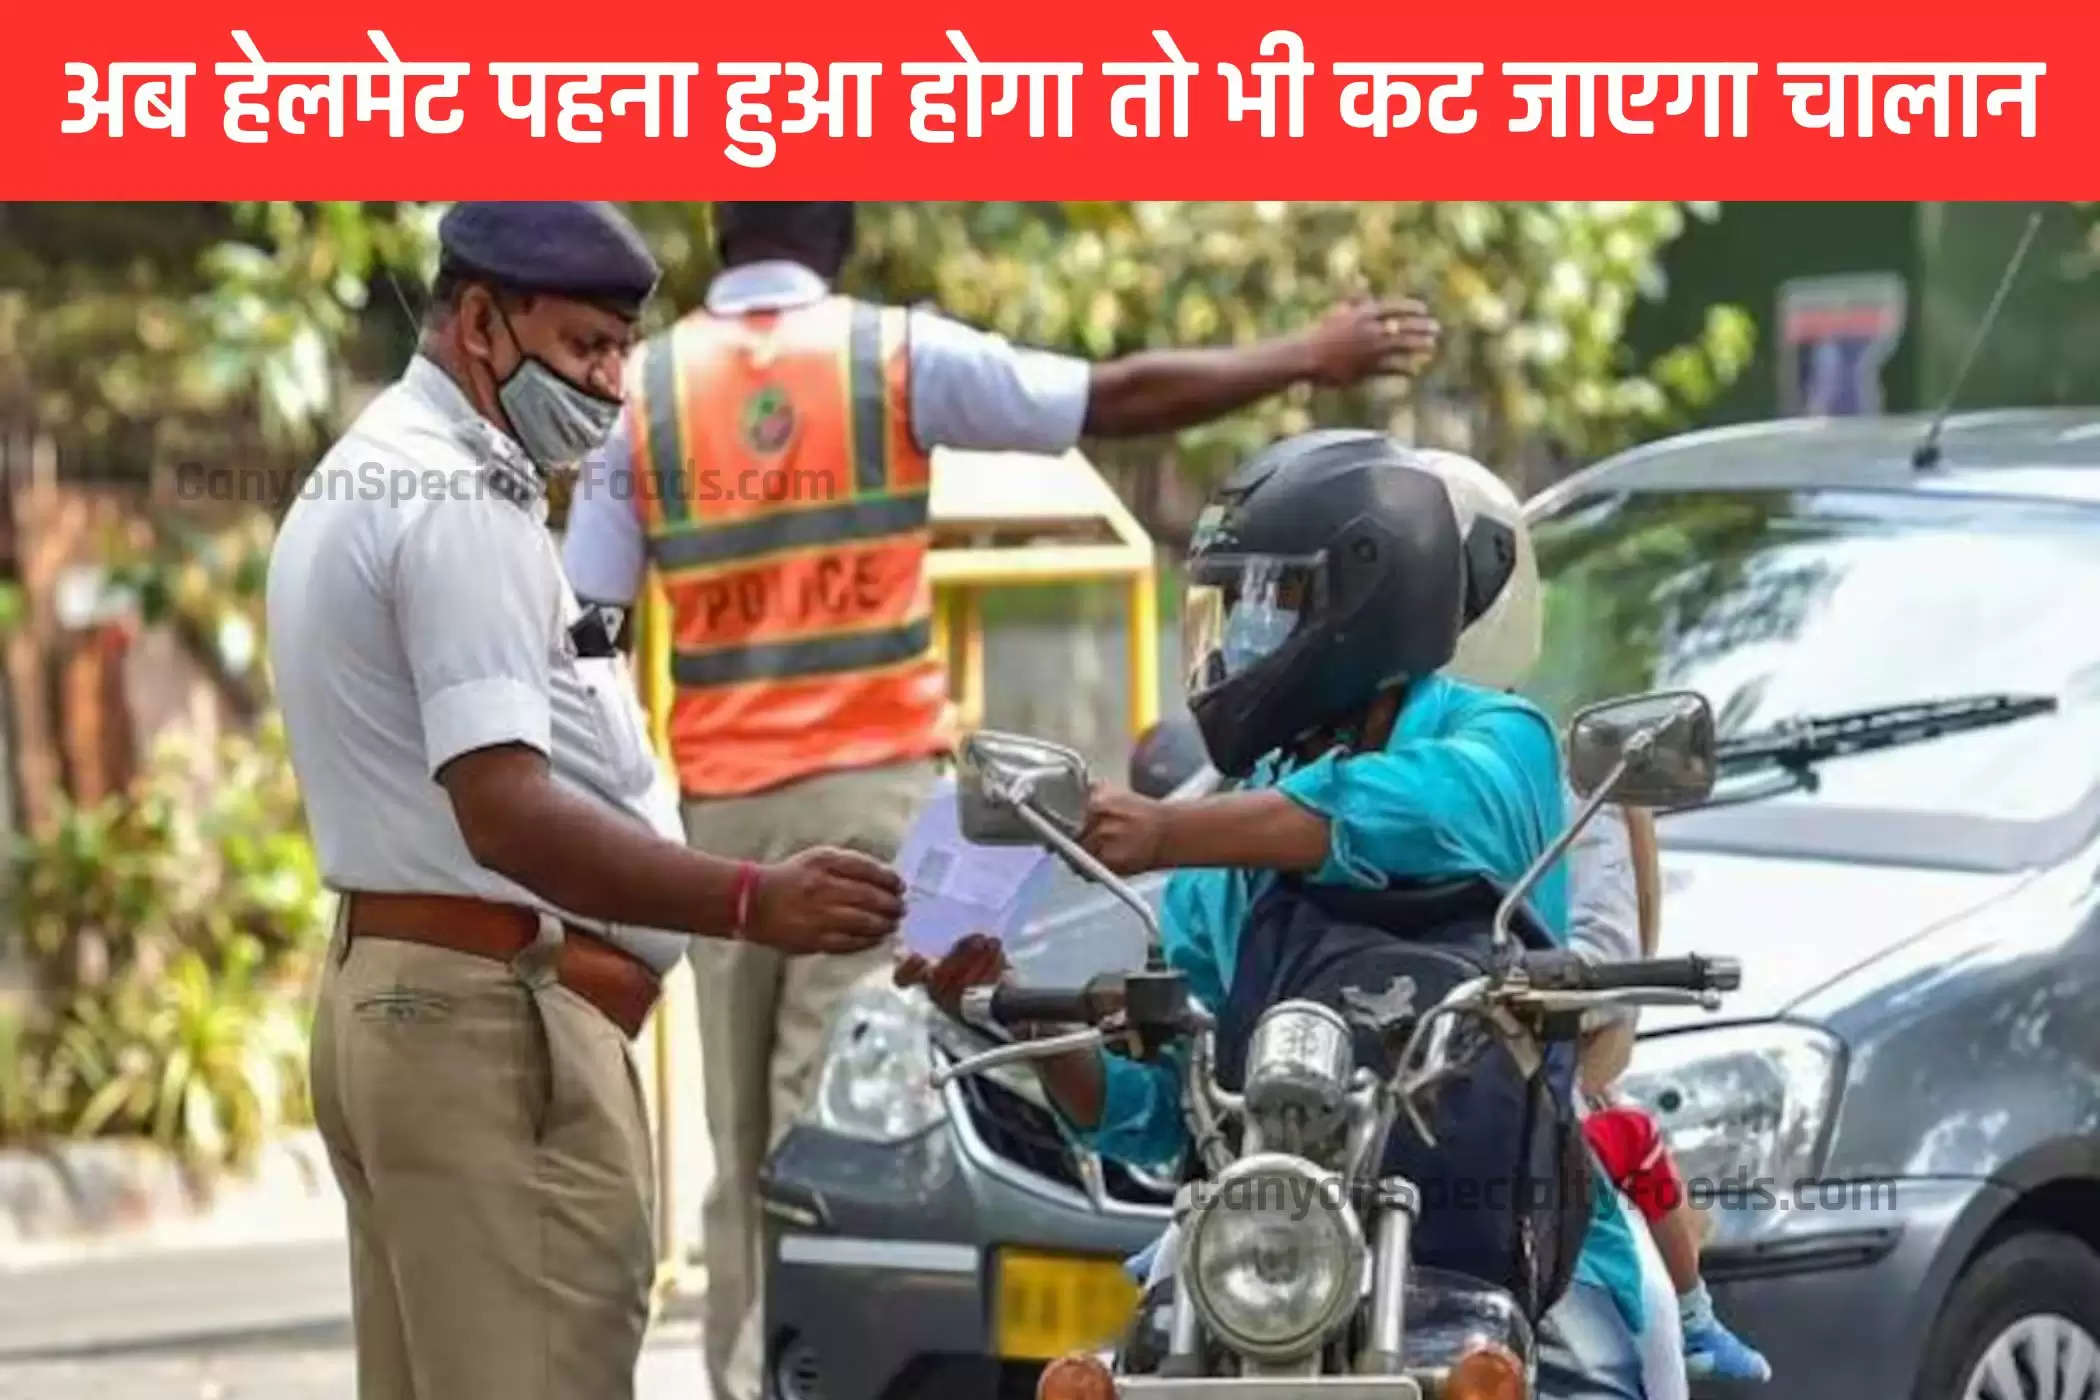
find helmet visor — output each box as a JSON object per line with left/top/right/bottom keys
{"left": 1182, "top": 552, "right": 1327, "bottom": 697}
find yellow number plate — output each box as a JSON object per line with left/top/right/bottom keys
{"left": 994, "top": 1249, "right": 1141, "bottom": 1360}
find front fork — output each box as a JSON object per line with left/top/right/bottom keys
{"left": 1362, "top": 1179, "right": 1420, "bottom": 1374}
{"left": 1155, "top": 1177, "right": 1421, "bottom": 1378}
{"left": 1162, "top": 1189, "right": 1203, "bottom": 1378}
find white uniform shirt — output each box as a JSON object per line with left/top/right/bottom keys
{"left": 1567, "top": 793, "right": 1644, "bottom": 1033}
{"left": 1567, "top": 793, "right": 1641, "bottom": 966}
{"left": 267, "top": 355, "right": 689, "bottom": 973}
{"left": 562, "top": 259, "right": 1093, "bottom": 604}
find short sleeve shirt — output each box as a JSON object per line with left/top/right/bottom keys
{"left": 1568, "top": 795, "right": 1641, "bottom": 967}
{"left": 265, "top": 355, "right": 689, "bottom": 973}
{"left": 562, "top": 260, "right": 1093, "bottom": 605}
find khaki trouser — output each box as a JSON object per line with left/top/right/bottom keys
{"left": 311, "top": 912, "right": 656, "bottom": 1400}
{"left": 682, "top": 757, "right": 938, "bottom": 1400}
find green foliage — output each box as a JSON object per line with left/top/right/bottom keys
{"left": 631, "top": 200, "right": 1755, "bottom": 485}
{"left": 0, "top": 201, "right": 433, "bottom": 459}
{"left": 103, "top": 510, "right": 276, "bottom": 709}
{"left": 4, "top": 718, "right": 328, "bottom": 1169}
{"left": 195, "top": 202, "right": 439, "bottom": 447}
{"left": 0, "top": 1007, "right": 35, "bottom": 1143}
{"left": 6, "top": 200, "right": 1743, "bottom": 485}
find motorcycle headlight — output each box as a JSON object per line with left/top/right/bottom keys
{"left": 1618, "top": 1022, "right": 1842, "bottom": 1199}
{"left": 804, "top": 984, "right": 947, "bottom": 1144}
{"left": 1183, "top": 1154, "right": 1366, "bottom": 1362}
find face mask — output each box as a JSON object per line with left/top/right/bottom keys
{"left": 493, "top": 308, "right": 623, "bottom": 470}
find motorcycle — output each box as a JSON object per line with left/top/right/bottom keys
{"left": 927, "top": 690, "right": 1740, "bottom": 1400}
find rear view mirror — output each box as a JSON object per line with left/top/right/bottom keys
{"left": 1567, "top": 690, "right": 1717, "bottom": 808}
{"left": 958, "top": 731, "right": 1090, "bottom": 845}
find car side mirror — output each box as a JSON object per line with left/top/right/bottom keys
{"left": 1567, "top": 690, "right": 1717, "bottom": 808}
{"left": 958, "top": 730, "right": 1090, "bottom": 845}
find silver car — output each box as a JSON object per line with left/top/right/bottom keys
{"left": 762, "top": 408, "right": 2100, "bottom": 1400}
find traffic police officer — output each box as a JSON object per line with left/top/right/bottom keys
{"left": 562, "top": 200, "right": 1441, "bottom": 1400}
{"left": 267, "top": 201, "right": 905, "bottom": 1400}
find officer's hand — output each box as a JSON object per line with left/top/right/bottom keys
{"left": 1302, "top": 297, "right": 1440, "bottom": 386}
{"left": 1081, "top": 782, "right": 1173, "bottom": 877}
{"left": 894, "top": 933, "right": 1008, "bottom": 1021}
{"left": 746, "top": 847, "right": 905, "bottom": 955}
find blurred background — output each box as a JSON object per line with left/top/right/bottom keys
{"left": 2, "top": 199, "right": 2098, "bottom": 1395}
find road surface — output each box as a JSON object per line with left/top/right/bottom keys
{"left": 0, "top": 1237, "right": 708, "bottom": 1399}
{"left": 0, "top": 1319, "right": 706, "bottom": 1399}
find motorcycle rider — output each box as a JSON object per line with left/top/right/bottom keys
{"left": 900, "top": 429, "right": 1650, "bottom": 1397}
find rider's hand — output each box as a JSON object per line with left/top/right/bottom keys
{"left": 743, "top": 847, "right": 904, "bottom": 955}
{"left": 1300, "top": 297, "right": 1440, "bottom": 386}
{"left": 894, "top": 932, "right": 1008, "bottom": 1020}
{"left": 1081, "top": 782, "right": 1173, "bottom": 876}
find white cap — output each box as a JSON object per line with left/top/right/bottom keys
{"left": 1413, "top": 448, "right": 1541, "bottom": 692}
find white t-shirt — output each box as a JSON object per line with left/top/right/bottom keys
{"left": 1631, "top": 1186, "right": 1691, "bottom": 1400}
{"left": 267, "top": 356, "right": 689, "bottom": 973}
{"left": 1568, "top": 794, "right": 1641, "bottom": 966}
{"left": 1567, "top": 793, "right": 1645, "bottom": 1036}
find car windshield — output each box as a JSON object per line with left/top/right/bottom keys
{"left": 1527, "top": 487, "right": 2100, "bottom": 862}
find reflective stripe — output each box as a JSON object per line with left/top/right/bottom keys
{"left": 671, "top": 618, "right": 932, "bottom": 688}
{"left": 647, "top": 491, "right": 928, "bottom": 574}
{"left": 848, "top": 301, "right": 887, "bottom": 496}
{"left": 641, "top": 334, "right": 689, "bottom": 525}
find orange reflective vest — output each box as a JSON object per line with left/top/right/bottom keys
{"left": 625, "top": 295, "right": 951, "bottom": 798}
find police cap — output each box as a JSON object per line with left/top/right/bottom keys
{"left": 438, "top": 201, "right": 659, "bottom": 314}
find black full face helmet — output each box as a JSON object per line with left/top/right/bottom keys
{"left": 1182, "top": 429, "right": 1502, "bottom": 777}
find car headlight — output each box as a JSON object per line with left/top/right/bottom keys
{"left": 1618, "top": 1022, "right": 1842, "bottom": 1198}
{"left": 804, "top": 983, "right": 947, "bottom": 1144}
{"left": 1183, "top": 1154, "right": 1366, "bottom": 1361}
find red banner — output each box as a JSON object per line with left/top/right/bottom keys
{"left": 3, "top": 1, "right": 2092, "bottom": 198}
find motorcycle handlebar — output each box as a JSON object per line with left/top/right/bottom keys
{"left": 1520, "top": 951, "right": 1742, "bottom": 995}
{"left": 989, "top": 985, "right": 1096, "bottom": 1025}
{"left": 961, "top": 977, "right": 1126, "bottom": 1029}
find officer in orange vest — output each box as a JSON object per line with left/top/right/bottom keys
{"left": 561, "top": 201, "right": 1439, "bottom": 1400}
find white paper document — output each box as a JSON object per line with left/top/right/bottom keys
{"left": 896, "top": 780, "right": 1056, "bottom": 958}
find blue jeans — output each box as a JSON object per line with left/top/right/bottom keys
{"left": 1537, "top": 1280, "right": 1646, "bottom": 1400}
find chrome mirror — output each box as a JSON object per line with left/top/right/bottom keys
{"left": 1567, "top": 690, "right": 1717, "bottom": 808}
{"left": 957, "top": 730, "right": 1090, "bottom": 845}
{"left": 1491, "top": 689, "right": 1717, "bottom": 954}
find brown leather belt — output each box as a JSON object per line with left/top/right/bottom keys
{"left": 343, "top": 892, "right": 660, "bottom": 1039}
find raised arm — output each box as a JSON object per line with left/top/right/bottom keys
{"left": 905, "top": 298, "right": 1441, "bottom": 457}
{"left": 1082, "top": 299, "right": 1440, "bottom": 438}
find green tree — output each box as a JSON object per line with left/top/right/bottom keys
{"left": 631, "top": 200, "right": 1754, "bottom": 496}
{"left": 5, "top": 201, "right": 1748, "bottom": 492}
{"left": 0, "top": 201, "right": 434, "bottom": 465}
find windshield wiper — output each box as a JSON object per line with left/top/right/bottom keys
{"left": 1671, "top": 692, "right": 2059, "bottom": 811}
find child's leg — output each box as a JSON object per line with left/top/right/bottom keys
{"left": 1650, "top": 1201, "right": 1704, "bottom": 1294}
{"left": 1588, "top": 1105, "right": 1771, "bottom": 1383}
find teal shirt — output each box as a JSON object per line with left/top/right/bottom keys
{"left": 1067, "top": 673, "right": 1646, "bottom": 1334}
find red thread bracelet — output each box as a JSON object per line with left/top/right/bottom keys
{"left": 731, "top": 861, "right": 760, "bottom": 937}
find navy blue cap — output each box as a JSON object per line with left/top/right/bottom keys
{"left": 437, "top": 201, "right": 659, "bottom": 312}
